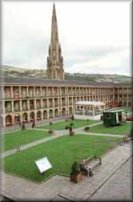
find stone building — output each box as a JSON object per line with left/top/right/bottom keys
{"left": 0, "top": 4, "right": 131, "bottom": 127}
{"left": 47, "top": 4, "right": 64, "bottom": 80}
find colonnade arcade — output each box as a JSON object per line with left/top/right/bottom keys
{"left": 4, "top": 107, "right": 73, "bottom": 126}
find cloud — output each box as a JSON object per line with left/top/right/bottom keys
{"left": 65, "top": 47, "right": 130, "bottom": 76}
{"left": 2, "top": 1, "right": 130, "bottom": 75}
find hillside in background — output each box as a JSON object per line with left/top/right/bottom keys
{"left": 1, "top": 65, "right": 131, "bottom": 84}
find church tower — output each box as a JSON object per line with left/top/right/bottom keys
{"left": 47, "top": 4, "right": 64, "bottom": 80}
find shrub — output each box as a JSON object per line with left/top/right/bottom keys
{"left": 65, "top": 119, "right": 68, "bottom": 122}
{"left": 70, "top": 122, "right": 74, "bottom": 127}
{"left": 49, "top": 122, "right": 53, "bottom": 125}
{"left": 48, "top": 129, "right": 54, "bottom": 134}
{"left": 65, "top": 125, "right": 69, "bottom": 130}
{"left": 84, "top": 126, "right": 90, "bottom": 131}
{"left": 70, "top": 161, "right": 80, "bottom": 175}
{"left": 94, "top": 154, "right": 97, "bottom": 159}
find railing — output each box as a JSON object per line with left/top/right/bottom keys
{"left": 4, "top": 96, "right": 12, "bottom": 100}
{"left": 14, "top": 109, "right": 20, "bottom": 112}
{"left": 36, "top": 106, "right": 41, "bottom": 109}
{"left": 5, "top": 109, "right": 12, "bottom": 113}
{"left": 22, "top": 107, "right": 28, "bottom": 111}
{"left": 30, "top": 106, "right": 35, "bottom": 110}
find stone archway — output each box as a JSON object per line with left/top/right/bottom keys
{"left": 22, "top": 113, "right": 28, "bottom": 122}
{"left": 62, "top": 108, "right": 66, "bottom": 116}
{"left": 37, "top": 111, "right": 42, "bottom": 120}
{"left": 69, "top": 107, "right": 73, "bottom": 115}
{"left": 43, "top": 110, "right": 47, "bottom": 119}
{"left": 5, "top": 115, "right": 12, "bottom": 126}
{"left": 14, "top": 114, "right": 20, "bottom": 124}
{"left": 30, "top": 111, "right": 35, "bottom": 122}
{"left": 55, "top": 109, "right": 58, "bottom": 117}
{"left": 49, "top": 109, "right": 53, "bottom": 118}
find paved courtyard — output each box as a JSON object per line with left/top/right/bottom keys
{"left": 91, "top": 156, "right": 132, "bottom": 200}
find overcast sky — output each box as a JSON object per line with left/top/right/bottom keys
{"left": 2, "top": 1, "right": 131, "bottom": 75}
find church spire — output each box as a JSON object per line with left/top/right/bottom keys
{"left": 51, "top": 3, "right": 58, "bottom": 44}
{"left": 47, "top": 4, "right": 64, "bottom": 80}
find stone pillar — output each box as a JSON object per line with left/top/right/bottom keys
{"left": 40, "top": 87, "right": 42, "bottom": 98}
{"left": 27, "top": 100, "right": 30, "bottom": 111}
{"left": 40, "top": 99, "right": 43, "bottom": 109}
{"left": 1, "top": 114, "right": 5, "bottom": 127}
{"left": 34, "top": 99, "right": 37, "bottom": 110}
{"left": 60, "top": 97, "right": 62, "bottom": 107}
{"left": 26, "top": 86, "right": 28, "bottom": 97}
{"left": 52, "top": 98, "right": 55, "bottom": 108}
{"left": 19, "top": 86, "right": 21, "bottom": 99}
{"left": 11, "top": 86, "right": 13, "bottom": 98}
{"left": 12, "top": 114, "right": 14, "bottom": 125}
{"left": 46, "top": 86, "right": 48, "bottom": 97}
{"left": 11, "top": 101, "right": 14, "bottom": 113}
{"left": 27, "top": 112, "right": 30, "bottom": 123}
{"left": 47, "top": 109, "right": 49, "bottom": 119}
{"left": 47, "top": 98, "right": 49, "bottom": 108}
{"left": 19, "top": 113, "right": 22, "bottom": 123}
{"left": 2, "top": 101, "right": 5, "bottom": 114}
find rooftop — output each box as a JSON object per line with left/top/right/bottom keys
{"left": 0, "top": 76, "right": 115, "bottom": 87}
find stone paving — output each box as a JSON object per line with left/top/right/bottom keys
{"left": 1, "top": 141, "right": 132, "bottom": 201}
{"left": 91, "top": 156, "right": 132, "bottom": 200}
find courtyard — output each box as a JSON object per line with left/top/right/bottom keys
{"left": 3, "top": 118, "right": 131, "bottom": 153}
{"left": 1, "top": 117, "right": 132, "bottom": 201}
{"left": 4, "top": 134, "right": 121, "bottom": 182}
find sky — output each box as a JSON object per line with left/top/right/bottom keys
{"left": 2, "top": 1, "right": 131, "bottom": 76}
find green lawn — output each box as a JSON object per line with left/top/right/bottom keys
{"left": 89, "top": 122, "right": 131, "bottom": 135}
{"left": 38, "top": 119, "right": 99, "bottom": 130}
{"left": 4, "top": 130, "right": 51, "bottom": 151}
{"left": 4, "top": 134, "right": 121, "bottom": 182}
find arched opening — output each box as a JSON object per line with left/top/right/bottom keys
{"left": 5, "top": 115, "right": 12, "bottom": 126}
{"left": 69, "top": 107, "right": 73, "bottom": 115}
{"left": 30, "top": 111, "right": 35, "bottom": 122}
{"left": 37, "top": 111, "right": 42, "bottom": 120}
{"left": 22, "top": 113, "right": 28, "bottom": 123}
{"left": 55, "top": 109, "right": 58, "bottom": 117}
{"left": 62, "top": 108, "right": 66, "bottom": 116}
{"left": 43, "top": 110, "right": 47, "bottom": 119}
{"left": 14, "top": 114, "right": 20, "bottom": 124}
{"left": 49, "top": 109, "right": 53, "bottom": 118}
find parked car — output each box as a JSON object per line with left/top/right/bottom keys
{"left": 126, "top": 112, "right": 133, "bottom": 121}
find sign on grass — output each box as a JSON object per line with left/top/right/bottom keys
{"left": 35, "top": 157, "right": 52, "bottom": 174}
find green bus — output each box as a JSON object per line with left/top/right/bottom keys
{"left": 103, "top": 110, "right": 126, "bottom": 127}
